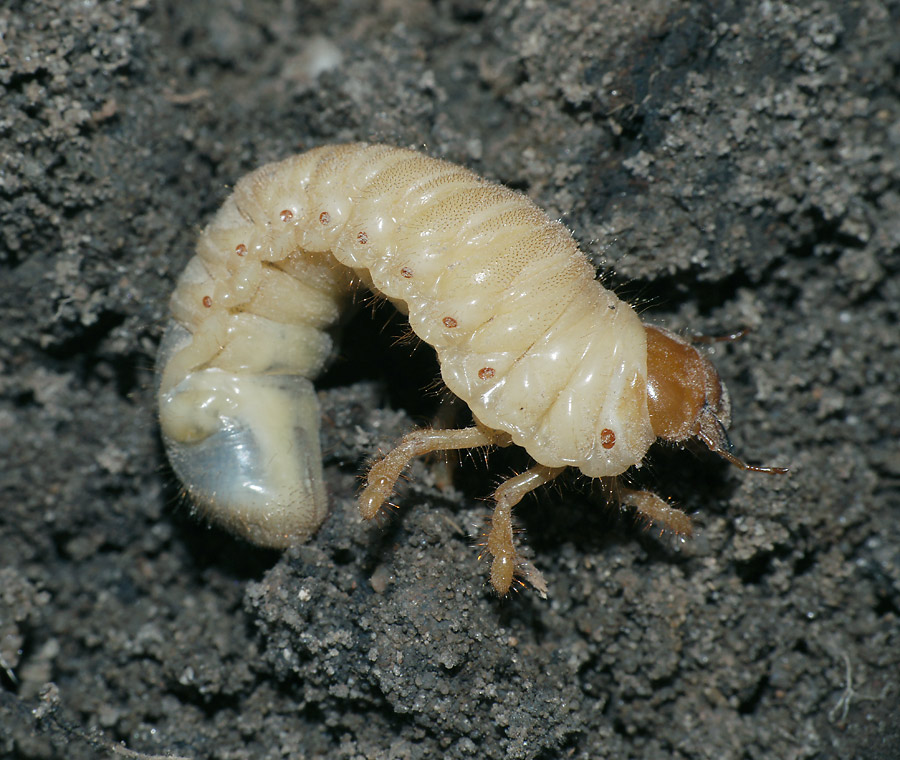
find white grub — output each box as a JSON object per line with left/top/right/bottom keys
{"left": 157, "top": 144, "right": 785, "bottom": 594}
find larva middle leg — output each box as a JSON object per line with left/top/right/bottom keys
{"left": 482, "top": 464, "right": 566, "bottom": 597}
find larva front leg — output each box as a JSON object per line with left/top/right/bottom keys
{"left": 618, "top": 487, "right": 693, "bottom": 536}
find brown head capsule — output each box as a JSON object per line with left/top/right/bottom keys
{"left": 645, "top": 325, "right": 787, "bottom": 474}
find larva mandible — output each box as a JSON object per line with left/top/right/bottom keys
{"left": 157, "top": 142, "right": 786, "bottom": 595}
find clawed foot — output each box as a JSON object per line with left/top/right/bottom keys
{"left": 489, "top": 554, "right": 548, "bottom": 598}
{"left": 359, "top": 460, "right": 397, "bottom": 520}
{"left": 482, "top": 508, "right": 521, "bottom": 596}
{"left": 478, "top": 519, "right": 547, "bottom": 598}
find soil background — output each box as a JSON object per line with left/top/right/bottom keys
{"left": 2, "top": 1, "right": 899, "bottom": 758}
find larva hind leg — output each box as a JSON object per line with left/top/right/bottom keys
{"left": 359, "top": 425, "right": 510, "bottom": 520}
{"left": 485, "top": 465, "right": 566, "bottom": 597}
{"left": 619, "top": 487, "right": 694, "bottom": 537}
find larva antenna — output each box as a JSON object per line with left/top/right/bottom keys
{"left": 697, "top": 408, "right": 789, "bottom": 475}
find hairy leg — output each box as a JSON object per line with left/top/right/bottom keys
{"left": 619, "top": 487, "right": 694, "bottom": 536}
{"left": 484, "top": 464, "right": 566, "bottom": 597}
{"left": 359, "top": 424, "right": 511, "bottom": 520}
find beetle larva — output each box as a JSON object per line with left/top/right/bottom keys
{"left": 157, "top": 142, "right": 785, "bottom": 594}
